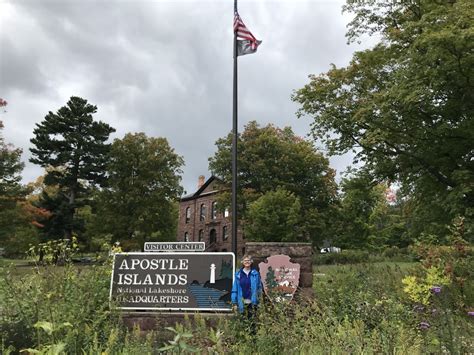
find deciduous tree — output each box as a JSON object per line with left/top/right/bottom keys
{"left": 0, "top": 120, "right": 23, "bottom": 204}
{"left": 0, "top": 119, "right": 25, "bottom": 247}
{"left": 92, "top": 133, "right": 184, "bottom": 247}
{"left": 209, "top": 121, "right": 338, "bottom": 244}
{"left": 246, "top": 188, "right": 303, "bottom": 242}
{"left": 336, "top": 170, "right": 406, "bottom": 250}
{"left": 293, "top": 0, "right": 474, "bottom": 238}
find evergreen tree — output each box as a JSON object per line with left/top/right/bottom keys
{"left": 30, "top": 97, "right": 115, "bottom": 239}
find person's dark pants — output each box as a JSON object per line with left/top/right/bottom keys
{"left": 243, "top": 303, "right": 257, "bottom": 332}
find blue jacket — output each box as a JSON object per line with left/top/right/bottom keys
{"left": 231, "top": 268, "right": 262, "bottom": 313}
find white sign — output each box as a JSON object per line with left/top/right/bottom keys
{"left": 144, "top": 242, "right": 205, "bottom": 252}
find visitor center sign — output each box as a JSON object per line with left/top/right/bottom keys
{"left": 110, "top": 252, "right": 235, "bottom": 311}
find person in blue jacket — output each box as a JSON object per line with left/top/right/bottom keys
{"left": 231, "top": 255, "right": 262, "bottom": 317}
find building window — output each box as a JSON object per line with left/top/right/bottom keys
{"left": 209, "top": 228, "right": 216, "bottom": 245}
{"left": 198, "top": 229, "right": 203, "bottom": 242}
{"left": 211, "top": 201, "right": 218, "bottom": 220}
{"left": 222, "top": 226, "right": 228, "bottom": 240}
{"left": 224, "top": 208, "right": 229, "bottom": 218}
{"left": 200, "top": 204, "right": 206, "bottom": 221}
{"left": 184, "top": 232, "right": 189, "bottom": 242}
{"left": 185, "top": 207, "right": 191, "bottom": 223}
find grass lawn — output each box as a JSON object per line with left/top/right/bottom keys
{"left": 0, "top": 258, "right": 33, "bottom": 267}
{"left": 0, "top": 257, "right": 101, "bottom": 279}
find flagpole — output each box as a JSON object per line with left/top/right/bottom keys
{"left": 232, "top": 0, "right": 238, "bottom": 257}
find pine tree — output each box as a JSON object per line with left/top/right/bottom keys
{"left": 30, "top": 97, "right": 115, "bottom": 239}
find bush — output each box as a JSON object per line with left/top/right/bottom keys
{"left": 3, "top": 227, "right": 38, "bottom": 258}
{"left": 314, "top": 250, "right": 371, "bottom": 265}
{"left": 314, "top": 249, "right": 415, "bottom": 265}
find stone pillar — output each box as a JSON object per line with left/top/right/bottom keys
{"left": 244, "top": 242, "right": 313, "bottom": 295}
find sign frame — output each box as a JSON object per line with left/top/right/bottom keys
{"left": 109, "top": 252, "right": 235, "bottom": 312}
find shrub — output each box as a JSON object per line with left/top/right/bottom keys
{"left": 314, "top": 250, "right": 371, "bottom": 265}
{"left": 314, "top": 248, "right": 415, "bottom": 265}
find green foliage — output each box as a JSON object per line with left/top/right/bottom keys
{"left": 91, "top": 132, "right": 183, "bottom": 246}
{"left": 22, "top": 321, "right": 72, "bottom": 355}
{"left": 2, "top": 224, "right": 38, "bottom": 257}
{"left": 397, "top": 219, "right": 474, "bottom": 353}
{"left": 313, "top": 263, "right": 473, "bottom": 354}
{"left": 176, "top": 261, "right": 471, "bottom": 353}
{"left": 1, "top": 257, "right": 472, "bottom": 353}
{"left": 335, "top": 169, "right": 408, "bottom": 249}
{"left": 28, "top": 237, "right": 79, "bottom": 264}
{"left": 34, "top": 188, "right": 85, "bottom": 243}
{"left": 315, "top": 250, "right": 371, "bottom": 265}
{"left": 29, "top": 96, "right": 116, "bottom": 240}
{"left": 246, "top": 188, "right": 303, "bottom": 242}
{"left": 0, "top": 121, "right": 24, "bottom": 204}
{"left": 0, "top": 200, "right": 40, "bottom": 257}
{"left": 293, "top": 0, "right": 474, "bottom": 240}
{"left": 0, "top": 120, "right": 26, "bottom": 252}
{"left": 209, "top": 121, "right": 338, "bottom": 245}
{"left": 0, "top": 257, "right": 120, "bottom": 352}
{"left": 402, "top": 267, "right": 451, "bottom": 305}
{"left": 407, "top": 218, "right": 474, "bottom": 309}
{"left": 158, "top": 326, "right": 198, "bottom": 353}
{"left": 151, "top": 258, "right": 471, "bottom": 353}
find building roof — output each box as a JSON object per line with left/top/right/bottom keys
{"left": 180, "top": 175, "right": 223, "bottom": 202}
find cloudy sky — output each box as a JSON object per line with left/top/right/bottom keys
{"left": 0, "top": 0, "right": 373, "bottom": 195}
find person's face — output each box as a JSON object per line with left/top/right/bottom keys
{"left": 242, "top": 258, "right": 252, "bottom": 267}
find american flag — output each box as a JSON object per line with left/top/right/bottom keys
{"left": 234, "top": 12, "right": 260, "bottom": 50}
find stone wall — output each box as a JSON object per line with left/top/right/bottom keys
{"left": 244, "top": 242, "right": 313, "bottom": 288}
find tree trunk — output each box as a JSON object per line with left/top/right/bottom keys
{"left": 66, "top": 188, "right": 76, "bottom": 239}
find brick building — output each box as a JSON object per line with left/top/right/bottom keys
{"left": 177, "top": 175, "right": 244, "bottom": 254}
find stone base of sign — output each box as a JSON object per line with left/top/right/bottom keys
{"left": 244, "top": 242, "right": 314, "bottom": 294}
{"left": 121, "top": 312, "right": 230, "bottom": 332}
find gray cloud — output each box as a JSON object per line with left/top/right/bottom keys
{"left": 0, "top": 0, "right": 371, "bottom": 194}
